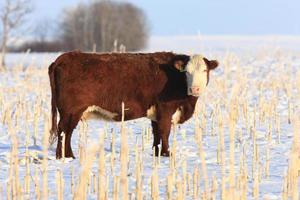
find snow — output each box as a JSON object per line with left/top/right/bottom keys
{"left": 0, "top": 36, "right": 299, "bottom": 199}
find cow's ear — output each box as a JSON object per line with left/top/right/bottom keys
{"left": 174, "top": 60, "right": 185, "bottom": 71}
{"left": 204, "top": 57, "right": 219, "bottom": 70}
{"left": 173, "top": 55, "right": 189, "bottom": 71}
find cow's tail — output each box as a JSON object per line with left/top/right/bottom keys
{"left": 48, "top": 62, "right": 58, "bottom": 145}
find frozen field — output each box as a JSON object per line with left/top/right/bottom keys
{"left": 0, "top": 36, "right": 299, "bottom": 199}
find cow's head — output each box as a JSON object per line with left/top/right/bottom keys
{"left": 174, "top": 55, "right": 218, "bottom": 96}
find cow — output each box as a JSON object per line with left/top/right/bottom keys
{"left": 48, "top": 51, "right": 218, "bottom": 159}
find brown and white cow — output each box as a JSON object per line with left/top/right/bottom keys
{"left": 48, "top": 51, "right": 218, "bottom": 159}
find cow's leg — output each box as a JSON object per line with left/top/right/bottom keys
{"left": 157, "top": 117, "right": 172, "bottom": 157}
{"left": 56, "top": 127, "right": 63, "bottom": 159}
{"left": 65, "top": 113, "right": 82, "bottom": 158}
{"left": 151, "top": 120, "right": 161, "bottom": 156}
{"left": 56, "top": 112, "right": 81, "bottom": 159}
{"left": 56, "top": 112, "right": 70, "bottom": 159}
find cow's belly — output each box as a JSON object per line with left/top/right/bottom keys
{"left": 81, "top": 104, "right": 145, "bottom": 121}
{"left": 81, "top": 105, "right": 118, "bottom": 121}
{"left": 146, "top": 105, "right": 182, "bottom": 125}
{"left": 82, "top": 105, "right": 183, "bottom": 124}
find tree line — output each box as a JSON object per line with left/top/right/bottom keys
{"left": 0, "top": 0, "right": 149, "bottom": 69}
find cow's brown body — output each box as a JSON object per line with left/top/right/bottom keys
{"left": 49, "top": 51, "right": 217, "bottom": 158}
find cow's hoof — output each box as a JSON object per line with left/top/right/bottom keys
{"left": 161, "top": 151, "right": 170, "bottom": 157}
{"left": 66, "top": 155, "right": 76, "bottom": 159}
{"left": 56, "top": 155, "right": 75, "bottom": 160}
{"left": 56, "top": 151, "right": 75, "bottom": 159}
{"left": 65, "top": 153, "right": 75, "bottom": 159}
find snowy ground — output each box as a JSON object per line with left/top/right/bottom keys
{"left": 0, "top": 36, "right": 299, "bottom": 199}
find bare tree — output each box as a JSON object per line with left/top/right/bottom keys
{"left": 34, "top": 18, "right": 53, "bottom": 42}
{"left": 0, "top": 0, "right": 32, "bottom": 70}
{"left": 60, "top": 4, "right": 87, "bottom": 50}
{"left": 60, "top": 1, "right": 149, "bottom": 52}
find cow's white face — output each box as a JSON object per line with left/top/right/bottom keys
{"left": 185, "top": 55, "right": 209, "bottom": 96}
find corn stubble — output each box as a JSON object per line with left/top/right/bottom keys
{"left": 0, "top": 50, "right": 299, "bottom": 199}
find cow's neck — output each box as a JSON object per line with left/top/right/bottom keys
{"left": 188, "top": 95, "right": 198, "bottom": 107}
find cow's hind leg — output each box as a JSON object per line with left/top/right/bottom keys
{"left": 56, "top": 114, "right": 68, "bottom": 159}
{"left": 56, "top": 112, "right": 82, "bottom": 159}
{"left": 151, "top": 120, "right": 161, "bottom": 156}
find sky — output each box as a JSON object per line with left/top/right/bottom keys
{"left": 30, "top": 0, "right": 300, "bottom": 36}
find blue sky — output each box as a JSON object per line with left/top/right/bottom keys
{"left": 31, "top": 0, "right": 300, "bottom": 36}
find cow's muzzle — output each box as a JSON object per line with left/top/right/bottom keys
{"left": 189, "top": 86, "right": 202, "bottom": 96}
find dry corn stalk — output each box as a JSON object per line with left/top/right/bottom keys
{"left": 42, "top": 117, "right": 49, "bottom": 200}
{"left": 74, "top": 144, "right": 98, "bottom": 200}
{"left": 120, "top": 102, "right": 129, "bottom": 200}
{"left": 98, "top": 132, "right": 106, "bottom": 200}
{"left": 196, "top": 127, "right": 209, "bottom": 199}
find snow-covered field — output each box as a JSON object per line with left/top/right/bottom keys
{"left": 0, "top": 36, "right": 299, "bottom": 199}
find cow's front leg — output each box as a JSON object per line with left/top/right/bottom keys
{"left": 151, "top": 120, "right": 160, "bottom": 156}
{"left": 56, "top": 127, "right": 63, "bottom": 159}
{"left": 157, "top": 116, "right": 172, "bottom": 157}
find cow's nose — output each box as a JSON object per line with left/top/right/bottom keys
{"left": 190, "top": 87, "right": 201, "bottom": 95}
